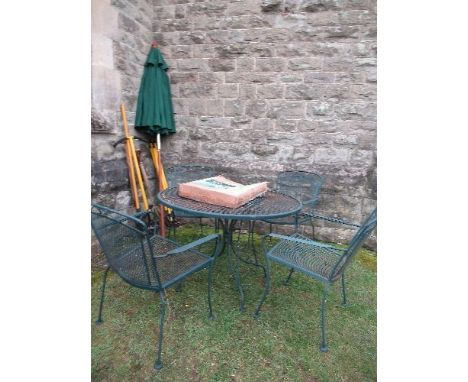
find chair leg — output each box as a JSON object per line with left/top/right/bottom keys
{"left": 283, "top": 268, "right": 294, "bottom": 285}
{"left": 254, "top": 258, "right": 271, "bottom": 318}
{"left": 320, "top": 285, "right": 330, "bottom": 352}
{"left": 154, "top": 292, "right": 168, "bottom": 370}
{"left": 208, "top": 263, "right": 214, "bottom": 320}
{"left": 341, "top": 273, "right": 347, "bottom": 306}
{"left": 95, "top": 266, "right": 110, "bottom": 324}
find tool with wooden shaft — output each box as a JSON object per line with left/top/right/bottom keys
{"left": 120, "top": 103, "right": 149, "bottom": 211}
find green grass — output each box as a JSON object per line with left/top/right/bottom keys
{"left": 91, "top": 224, "right": 376, "bottom": 381}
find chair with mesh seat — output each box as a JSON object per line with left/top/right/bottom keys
{"left": 254, "top": 208, "right": 377, "bottom": 352}
{"left": 165, "top": 164, "right": 219, "bottom": 237}
{"left": 262, "top": 170, "right": 323, "bottom": 236}
{"left": 91, "top": 203, "right": 221, "bottom": 370}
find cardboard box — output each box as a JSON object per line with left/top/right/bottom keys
{"left": 177, "top": 175, "right": 268, "bottom": 209}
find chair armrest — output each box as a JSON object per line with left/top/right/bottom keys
{"left": 165, "top": 233, "right": 221, "bottom": 256}
{"left": 266, "top": 233, "right": 346, "bottom": 254}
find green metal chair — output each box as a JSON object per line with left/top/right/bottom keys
{"left": 91, "top": 203, "right": 221, "bottom": 370}
{"left": 254, "top": 208, "right": 377, "bottom": 352}
{"left": 262, "top": 170, "right": 323, "bottom": 236}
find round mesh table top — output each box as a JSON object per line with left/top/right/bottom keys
{"left": 158, "top": 187, "right": 302, "bottom": 221}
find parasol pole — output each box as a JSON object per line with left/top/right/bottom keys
{"left": 156, "top": 133, "right": 167, "bottom": 237}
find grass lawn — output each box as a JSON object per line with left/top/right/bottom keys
{"left": 91, "top": 223, "right": 377, "bottom": 381}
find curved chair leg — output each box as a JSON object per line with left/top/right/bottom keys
{"left": 341, "top": 273, "right": 347, "bottom": 306}
{"left": 283, "top": 268, "right": 294, "bottom": 285}
{"left": 208, "top": 263, "right": 214, "bottom": 320}
{"left": 320, "top": 285, "right": 330, "bottom": 352}
{"left": 154, "top": 292, "right": 168, "bottom": 370}
{"left": 96, "top": 266, "right": 110, "bottom": 324}
{"left": 254, "top": 258, "right": 271, "bottom": 318}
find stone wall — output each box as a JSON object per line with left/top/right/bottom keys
{"left": 153, "top": 0, "right": 376, "bottom": 243}
{"left": 91, "top": 0, "right": 377, "bottom": 246}
{"left": 91, "top": 0, "right": 154, "bottom": 209}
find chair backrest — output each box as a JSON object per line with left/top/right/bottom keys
{"left": 165, "top": 164, "right": 218, "bottom": 187}
{"left": 329, "top": 208, "right": 377, "bottom": 281}
{"left": 91, "top": 204, "right": 161, "bottom": 289}
{"left": 275, "top": 170, "right": 323, "bottom": 209}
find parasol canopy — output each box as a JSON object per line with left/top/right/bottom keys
{"left": 134, "top": 46, "right": 176, "bottom": 136}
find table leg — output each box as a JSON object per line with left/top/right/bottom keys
{"left": 219, "top": 219, "right": 245, "bottom": 312}
{"left": 235, "top": 220, "right": 267, "bottom": 278}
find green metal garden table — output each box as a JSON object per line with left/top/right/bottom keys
{"left": 157, "top": 187, "right": 302, "bottom": 311}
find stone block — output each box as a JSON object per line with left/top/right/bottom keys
{"left": 323, "top": 57, "right": 354, "bottom": 71}
{"left": 248, "top": 45, "right": 274, "bottom": 57}
{"left": 179, "top": 32, "right": 206, "bottom": 45}
{"left": 177, "top": 58, "right": 210, "bottom": 72}
{"left": 288, "top": 57, "right": 322, "bottom": 71}
{"left": 318, "top": 25, "right": 360, "bottom": 39}
{"left": 193, "top": 44, "right": 216, "bottom": 58}
{"left": 231, "top": 116, "right": 252, "bottom": 128}
{"left": 208, "top": 58, "right": 236, "bottom": 72}
{"left": 91, "top": 66, "right": 121, "bottom": 112}
{"left": 239, "top": 84, "right": 257, "bottom": 100}
{"left": 304, "top": 72, "right": 335, "bottom": 83}
{"left": 280, "top": 73, "right": 304, "bottom": 83}
{"left": 335, "top": 102, "right": 376, "bottom": 121}
{"left": 170, "top": 72, "right": 197, "bottom": 84}
{"left": 314, "top": 147, "right": 350, "bottom": 164}
{"left": 226, "top": 72, "right": 276, "bottom": 84}
{"left": 206, "top": 30, "right": 231, "bottom": 44}
{"left": 91, "top": 108, "right": 116, "bottom": 134}
{"left": 276, "top": 118, "right": 298, "bottom": 131}
{"left": 306, "top": 101, "right": 334, "bottom": 116}
{"left": 206, "top": 99, "right": 224, "bottom": 116}
{"left": 286, "top": 84, "right": 348, "bottom": 100}
{"left": 261, "top": 0, "right": 283, "bottom": 13}
{"left": 118, "top": 12, "right": 139, "bottom": 34}
{"left": 215, "top": 44, "right": 249, "bottom": 58}
{"left": 252, "top": 118, "right": 275, "bottom": 130}
{"left": 252, "top": 144, "right": 279, "bottom": 156}
{"left": 255, "top": 57, "right": 287, "bottom": 72}
{"left": 297, "top": 120, "right": 319, "bottom": 133}
{"left": 226, "top": 1, "right": 260, "bottom": 16}
{"left": 175, "top": 5, "right": 186, "bottom": 19}
{"left": 236, "top": 58, "right": 255, "bottom": 71}
{"left": 198, "top": 116, "right": 231, "bottom": 129}
{"left": 179, "top": 83, "right": 216, "bottom": 98}
{"left": 92, "top": 34, "right": 114, "bottom": 68}
{"left": 171, "top": 45, "right": 192, "bottom": 58}
{"left": 287, "top": 0, "right": 340, "bottom": 12}
{"left": 187, "top": 2, "right": 227, "bottom": 17}
{"left": 224, "top": 99, "right": 244, "bottom": 117}
{"left": 257, "top": 84, "right": 284, "bottom": 99}
{"left": 245, "top": 100, "right": 268, "bottom": 117}
{"left": 187, "top": 98, "right": 207, "bottom": 116}
{"left": 199, "top": 72, "right": 225, "bottom": 83}
{"left": 219, "top": 84, "right": 239, "bottom": 98}
{"left": 267, "top": 100, "right": 305, "bottom": 118}
{"left": 350, "top": 84, "right": 377, "bottom": 99}
{"left": 349, "top": 149, "right": 374, "bottom": 166}
{"left": 222, "top": 15, "right": 272, "bottom": 29}
{"left": 158, "top": 19, "right": 191, "bottom": 33}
